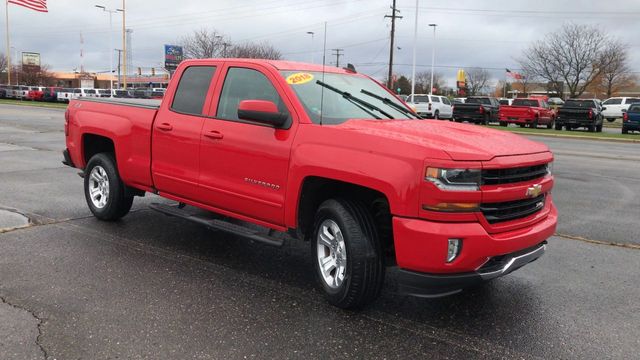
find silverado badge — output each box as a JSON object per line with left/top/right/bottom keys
{"left": 526, "top": 184, "right": 543, "bottom": 198}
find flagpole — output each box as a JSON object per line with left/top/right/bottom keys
{"left": 5, "top": 0, "right": 10, "bottom": 85}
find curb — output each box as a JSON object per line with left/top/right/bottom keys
{"left": 508, "top": 131, "right": 640, "bottom": 143}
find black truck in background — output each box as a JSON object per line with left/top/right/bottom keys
{"left": 555, "top": 99, "right": 604, "bottom": 132}
{"left": 452, "top": 97, "right": 500, "bottom": 125}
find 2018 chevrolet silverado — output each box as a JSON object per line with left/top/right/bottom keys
{"left": 64, "top": 59, "right": 557, "bottom": 309}
{"left": 452, "top": 96, "right": 500, "bottom": 124}
{"left": 498, "top": 98, "right": 556, "bottom": 128}
{"left": 556, "top": 99, "right": 604, "bottom": 132}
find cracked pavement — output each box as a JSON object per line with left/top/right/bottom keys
{"left": 0, "top": 104, "right": 639, "bottom": 359}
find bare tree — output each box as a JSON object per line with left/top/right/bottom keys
{"left": 228, "top": 42, "right": 282, "bottom": 60}
{"left": 465, "top": 68, "right": 490, "bottom": 96}
{"left": 414, "top": 70, "right": 445, "bottom": 94}
{"left": 519, "top": 23, "right": 611, "bottom": 98}
{"left": 180, "top": 28, "right": 229, "bottom": 59}
{"left": 598, "top": 41, "right": 635, "bottom": 98}
{"left": 16, "top": 64, "right": 55, "bottom": 86}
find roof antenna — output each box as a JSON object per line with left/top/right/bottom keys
{"left": 319, "top": 21, "right": 327, "bottom": 126}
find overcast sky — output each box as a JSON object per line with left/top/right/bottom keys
{"left": 3, "top": 0, "right": 640, "bottom": 87}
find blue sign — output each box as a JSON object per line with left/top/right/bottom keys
{"left": 164, "top": 45, "right": 184, "bottom": 70}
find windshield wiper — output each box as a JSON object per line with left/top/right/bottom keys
{"left": 359, "top": 89, "right": 419, "bottom": 119}
{"left": 316, "top": 80, "right": 394, "bottom": 119}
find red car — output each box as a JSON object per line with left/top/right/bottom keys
{"left": 63, "top": 59, "right": 557, "bottom": 309}
{"left": 499, "top": 98, "right": 557, "bottom": 128}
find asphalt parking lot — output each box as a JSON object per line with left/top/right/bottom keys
{"left": 0, "top": 104, "right": 638, "bottom": 359}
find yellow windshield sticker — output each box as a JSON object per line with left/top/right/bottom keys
{"left": 286, "top": 72, "right": 314, "bottom": 85}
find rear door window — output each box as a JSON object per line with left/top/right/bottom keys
{"left": 441, "top": 97, "right": 451, "bottom": 105}
{"left": 430, "top": 96, "right": 440, "bottom": 103}
{"left": 171, "top": 66, "right": 217, "bottom": 116}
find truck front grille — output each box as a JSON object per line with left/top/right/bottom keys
{"left": 482, "top": 164, "right": 548, "bottom": 185}
{"left": 480, "top": 195, "right": 546, "bottom": 224}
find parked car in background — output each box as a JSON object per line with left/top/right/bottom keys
{"left": 27, "top": 86, "right": 47, "bottom": 101}
{"left": 56, "top": 88, "right": 75, "bottom": 103}
{"left": 15, "top": 85, "right": 30, "bottom": 100}
{"left": 0, "top": 85, "right": 8, "bottom": 98}
{"left": 42, "top": 87, "right": 61, "bottom": 102}
{"left": 452, "top": 96, "right": 500, "bottom": 124}
{"left": 601, "top": 97, "right": 640, "bottom": 122}
{"left": 498, "top": 98, "right": 513, "bottom": 106}
{"left": 407, "top": 94, "right": 453, "bottom": 119}
{"left": 498, "top": 98, "right": 556, "bottom": 128}
{"left": 622, "top": 104, "right": 640, "bottom": 134}
{"left": 556, "top": 99, "right": 604, "bottom": 132}
{"left": 96, "top": 89, "right": 112, "bottom": 98}
{"left": 547, "top": 97, "right": 564, "bottom": 110}
{"left": 453, "top": 97, "right": 466, "bottom": 104}
{"left": 113, "top": 89, "right": 135, "bottom": 98}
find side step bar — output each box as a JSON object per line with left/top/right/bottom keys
{"left": 149, "top": 203, "right": 284, "bottom": 247}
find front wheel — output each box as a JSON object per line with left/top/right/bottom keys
{"left": 84, "top": 153, "right": 134, "bottom": 221}
{"left": 311, "top": 198, "right": 384, "bottom": 309}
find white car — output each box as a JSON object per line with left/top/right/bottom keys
{"left": 14, "top": 85, "right": 30, "bottom": 100}
{"left": 56, "top": 88, "right": 74, "bottom": 103}
{"left": 408, "top": 94, "right": 453, "bottom": 119}
{"left": 602, "top": 97, "right": 640, "bottom": 122}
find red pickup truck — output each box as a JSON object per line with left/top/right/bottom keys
{"left": 499, "top": 98, "right": 556, "bottom": 128}
{"left": 63, "top": 59, "right": 557, "bottom": 308}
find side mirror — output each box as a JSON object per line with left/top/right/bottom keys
{"left": 238, "top": 100, "right": 288, "bottom": 127}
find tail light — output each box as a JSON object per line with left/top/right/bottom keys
{"left": 478, "top": 106, "right": 485, "bottom": 114}
{"left": 428, "top": 103, "right": 432, "bottom": 111}
{"left": 588, "top": 109, "right": 593, "bottom": 119}
{"left": 623, "top": 112, "right": 629, "bottom": 122}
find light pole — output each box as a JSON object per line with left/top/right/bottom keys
{"left": 428, "top": 23, "right": 437, "bottom": 95}
{"left": 96, "top": 5, "right": 123, "bottom": 96}
{"left": 306, "top": 31, "right": 315, "bottom": 63}
{"left": 10, "top": 46, "right": 18, "bottom": 85}
{"left": 410, "top": 0, "right": 418, "bottom": 101}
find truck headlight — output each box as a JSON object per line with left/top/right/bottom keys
{"left": 425, "top": 167, "right": 481, "bottom": 191}
{"left": 546, "top": 162, "right": 553, "bottom": 176}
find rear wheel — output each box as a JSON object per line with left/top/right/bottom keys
{"left": 547, "top": 118, "right": 555, "bottom": 129}
{"left": 531, "top": 118, "right": 539, "bottom": 129}
{"left": 499, "top": 121, "right": 507, "bottom": 127}
{"left": 519, "top": 124, "right": 526, "bottom": 128}
{"left": 622, "top": 128, "right": 628, "bottom": 134}
{"left": 482, "top": 113, "right": 490, "bottom": 125}
{"left": 84, "top": 153, "right": 134, "bottom": 221}
{"left": 596, "top": 124, "right": 603, "bottom": 132}
{"left": 311, "top": 198, "right": 384, "bottom": 309}
{"left": 588, "top": 124, "right": 596, "bottom": 132}
{"left": 606, "top": 118, "right": 616, "bottom": 123}
{"left": 434, "top": 110, "right": 440, "bottom": 120}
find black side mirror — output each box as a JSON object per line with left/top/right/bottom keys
{"left": 237, "top": 100, "right": 288, "bottom": 127}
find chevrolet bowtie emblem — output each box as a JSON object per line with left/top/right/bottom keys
{"left": 526, "top": 184, "right": 543, "bottom": 198}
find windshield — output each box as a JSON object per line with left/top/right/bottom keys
{"left": 564, "top": 100, "right": 594, "bottom": 108}
{"left": 281, "top": 71, "right": 414, "bottom": 125}
{"left": 412, "top": 95, "right": 429, "bottom": 103}
{"left": 466, "top": 97, "right": 490, "bottom": 105}
{"left": 512, "top": 99, "right": 539, "bottom": 107}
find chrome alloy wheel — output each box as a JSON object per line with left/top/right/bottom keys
{"left": 316, "top": 219, "right": 347, "bottom": 289}
{"left": 89, "top": 165, "right": 110, "bottom": 209}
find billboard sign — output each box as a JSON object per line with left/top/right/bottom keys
{"left": 22, "top": 52, "right": 41, "bottom": 72}
{"left": 164, "top": 45, "right": 184, "bottom": 71}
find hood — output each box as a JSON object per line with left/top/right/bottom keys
{"left": 336, "top": 119, "right": 550, "bottom": 161}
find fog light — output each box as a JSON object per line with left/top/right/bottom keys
{"left": 447, "top": 238, "right": 462, "bottom": 263}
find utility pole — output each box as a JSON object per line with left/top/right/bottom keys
{"left": 385, "top": 0, "right": 402, "bottom": 89}
{"left": 122, "top": 0, "right": 127, "bottom": 89}
{"left": 115, "top": 49, "right": 123, "bottom": 89}
{"left": 306, "top": 31, "right": 315, "bottom": 63}
{"left": 428, "top": 23, "right": 437, "bottom": 95}
{"left": 331, "top": 48, "right": 343, "bottom": 68}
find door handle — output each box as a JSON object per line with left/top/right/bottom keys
{"left": 156, "top": 123, "right": 173, "bottom": 131}
{"left": 204, "top": 130, "right": 224, "bottom": 140}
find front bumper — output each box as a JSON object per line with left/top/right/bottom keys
{"left": 393, "top": 202, "right": 557, "bottom": 297}
{"left": 397, "top": 242, "right": 546, "bottom": 297}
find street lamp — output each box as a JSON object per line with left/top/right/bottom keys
{"left": 428, "top": 23, "right": 437, "bottom": 95}
{"left": 96, "top": 5, "right": 123, "bottom": 96}
{"left": 306, "top": 31, "right": 315, "bottom": 63}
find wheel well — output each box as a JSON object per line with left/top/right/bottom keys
{"left": 83, "top": 134, "right": 115, "bottom": 166}
{"left": 297, "top": 177, "right": 394, "bottom": 261}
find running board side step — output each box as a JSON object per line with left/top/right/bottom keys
{"left": 149, "top": 203, "right": 284, "bottom": 247}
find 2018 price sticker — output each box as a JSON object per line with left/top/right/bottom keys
{"left": 286, "top": 72, "right": 314, "bottom": 85}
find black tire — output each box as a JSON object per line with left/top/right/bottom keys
{"left": 606, "top": 118, "right": 616, "bottom": 123}
{"left": 311, "top": 198, "right": 384, "bottom": 309}
{"left": 519, "top": 124, "right": 526, "bottom": 128}
{"left": 531, "top": 118, "right": 539, "bottom": 129}
{"left": 499, "top": 121, "right": 507, "bottom": 127}
{"left": 622, "top": 128, "right": 628, "bottom": 134}
{"left": 547, "top": 118, "right": 554, "bottom": 129}
{"left": 596, "top": 124, "right": 603, "bottom": 132}
{"left": 555, "top": 123, "right": 562, "bottom": 130}
{"left": 434, "top": 110, "right": 439, "bottom": 120}
{"left": 84, "top": 153, "right": 134, "bottom": 221}
{"left": 483, "top": 113, "right": 490, "bottom": 125}
{"left": 588, "top": 124, "right": 596, "bottom": 132}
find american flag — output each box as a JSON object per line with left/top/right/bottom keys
{"left": 8, "top": 0, "right": 48, "bottom": 13}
